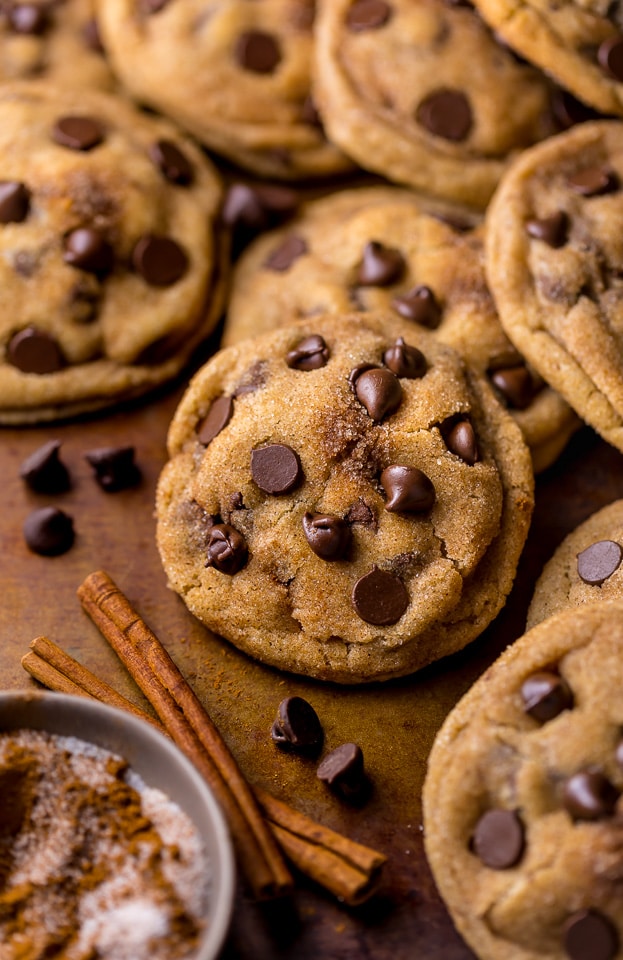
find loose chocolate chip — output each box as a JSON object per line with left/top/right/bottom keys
{"left": 490, "top": 365, "right": 538, "bottom": 410}
{"left": 352, "top": 566, "right": 409, "bottom": 625}
{"left": 303, "top": 512, "right": 352, "bottom": 560}
{"left": 564, "top": 910, "right": 619, "bottom": 960}
{"left": 8, "top": 4, "right": 48, "bottom": 34}
{"left": 357, "top": 241, "right": 405, "bottom": 286}
{"left": 346, "top": 0, "right": 392, "bottom": 30}
{"left": 271, "top": 696, "right": 324, "bottom": 752}
{"left": 471, "top": 809, "right": 525, "bottom": 869}
{"left": 598, "top": 35, "right": 623, "bottom": 81}
{"left": 20, "top": 440, "right": 70, "bottom": 494}
{"left": 567, "top": 166, "right": 618, "bottom": 196}
{"left": 149, "top": 139, "right": 194, "bottom": 185}
{"left": 521, "top": 670, "right": 573, "bottom": 722}
{"left": 63, "top": 228, "right": 113, "bottom": 275}
{"left": 197, "top": 396, "right": 234, "bottom": 446}
{"left": 23, "top": 506, "right": 75, "bottom": 556}
{"left": 382, "top": 337, "right": 427, "bottom": 378}
{"left": 132, "top": 234, "right": 188, "bottom": 286}
{"left": 526, "top": 211, "right": 568, "bottom": 248}
{"left": 205, "top": 523, "right": 248, "bottom": 574}
{"left": 577, "top": 539, "right": 622, "bottom": 585}
{"left": 445, "top": 420, "right": 479, "bottom": 464}
{"left": 251, "top": 443, "right": 304, "bottom": 495}
{"left": 391, "top": 285, "right": 441, "bottom": 328}
{"left": 317, "top": 742, "right": 366, "bottom": 799}
{"left": 264, "top": 234, "right": 307, "bottom": 272}
{"left": 416, "top": 89, "right": 473, "bottom": 141}
{"left": 0, "top": 181, "right": 30, "bottom": 224}
{"left": 83, "top": 17, "right": 104, "bottom": 53}
{"left": 234, "top": 30, "right": 281, "bottom": 73}
{"left": 7, "top": 327, "right": 65, "bottom": 374}
{"left": 52, "top": 116, "right": 104, "bottom": 151}
{"left": 353, "top": 367, "right": 402, "bottom": 421}
{"left": 563, "top": 770, "right": 619, "bottom": 820}
{"left": 84, "top": 446, "right": 141, "bottom": 492}
{"left": 286, "top": 334, "right": 330, "bottom": 370}
{"left": 381, "top": 465, "right": 435, "bottom": 513}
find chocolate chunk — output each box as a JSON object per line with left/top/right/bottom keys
{"left": 352, "top": 566, "right": 409, "bottom": 625}
{"left": 353, "top": 367, "right": 402, "bottom": 421}
{"left": 381, "top": 465, "right": 435, "bottom": 513}
{"left": 564, "top": 910, "right": 619, "bottom": 960}
{"left": 63, "top": 228, "right": 113, "bottom": 275}
{"left": 286, "top": 334, "right": 330, "bottom": 370}
{"left": 577, "top": 539, "right": 622, "bottom": 585}
{"left": 271, "top": 696, "right": 323, "bottom": 752}
{"left": 567, "top": 166, "right": 618, "bottom": 196}
{"left": 598, "top": 35, "right": 623, "bottom": 81}
{"left": 7, "top": 327, "right": 65, "bottom": 374}
{"left": 445, "top": 420, "right": 479, "bottom": 464}
{"left": 317, "top": 742, "right": 366, "bottom": 799}
{"left": 83, "top": 17, "right": 104, "bottom": 53}
{"left": 20, "top": 440, "right": 70, "bottom": 494}
{"left": 525, "top": 211, "right": 568, "bottom": 248}
{"left": 471, "top": 809, "right": 525, "bottom": 869}
{"left": 132, "top": 234, "right": 188, "bottom": 286}
{"left": 148, "top": 139, "right": 194, "bottom": 185}
{"left": 416, "top": 89, "right": 473, "bottom": 141}
{"left": 206, "top": 523, "right": 248, "bottom": 574}
{"left": 264, "top": 234, "right": 307, "bottom": 272}
{"left": 303, "top": 512, "right": 352, "bottom": 560}
{"left": 563, "top": 770, "right": 619, "bottom": 820}
{"left": 196, "top": 396, "right": 234, "bottom": 446}
{"left": 235, "top": 30, "right": 281, "bottom": 73}
{"left": 52, "top": 116, "right": 104, "bottom": 151}
{"left": 8, "top": 4, "right": 48, "bottom": 34}
{"left": 251, "top": 443, "right": 303, "bottom": 495}
{"left": 490, "top": 365, "right": 538, "bottom": 410}
{"left": 0, "top": 181, "right": 30, "bottom": 224}
{"left": 391, "top": 285, "right": 441, "bottom": 328}
{"left": 346, "top": 498, "right": 376, "bottom": 528}
{"left": 346, "top": 0, "right": 392, "bottom": 30}
{"left": 23, "top": 507, "right": 74, "bottom": 556}
{"left": 84, "top": 446, "right": 141, "bottom": 492}
{"left": 383, "top": 337, "right": 427, "bottom": 379}
{"left": 521, "top": 670, "right": 573, "bottom": 722}
{"left": 357, "top": 241, "right": 405, "bottom": 286}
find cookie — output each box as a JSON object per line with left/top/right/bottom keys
{"left": 0, "top": 81, "right": 223, "bottom": 424}
{"left": 313, "top": 0, "right": 558, "bottom": 209}
{"left": 486, "top": 120, "right": 623, "bottom": 454}
{"left": 423, "top": 599, "right": 623, "bottom": 960}
{"left": 222, "top": 186, "right": 579, "bottom": 472}
{"left": 156, "top": 312, "right": 534, "bottom": 684}
{"left": 96, "top": 0, "right": 352, "bottom": 181}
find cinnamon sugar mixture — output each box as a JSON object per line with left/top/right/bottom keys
{"left": 0, "top": 729, "right": 210, "bottom": 960}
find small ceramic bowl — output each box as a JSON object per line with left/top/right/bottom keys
{"left": 0, "top": 689, "right": 235, "bottom": 960}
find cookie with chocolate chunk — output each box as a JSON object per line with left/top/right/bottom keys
{"left": 313, "top": 0, "right": 558, "bottom": 208}
{"left": 0, "top": 80, "right": 223, "bottom": 424}
{"left": 423, "top": 599, "right": 623, "bottom": 960}
{"left": 486, "top": 121, "right": 623, "bottom": 453}
{"left": 156, "top": 312, "right": 534, "bottom": 683}
{"left": 223, "top": 186, "right": 578, "bottom": 471}
{"left": 96, "top": 0, "right": 352, "bottom": 180}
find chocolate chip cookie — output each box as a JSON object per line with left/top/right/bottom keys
{"left": 0, "top": 80, "right": 223, "bottom": 424}
{"left": 156, "top": 312, "right": 534, "bottom": 684}
{"left": 222, "top": 186, "right": 579, "bottom": 471}
{"left": 423, "top": 599, "right": 623, "bottom": 960}
{"left": 486, "top": 120, "right": 623, "bottom": 454}
{"left": 96, "top": 0, "right": 352, "bottom": 180}
{"left": 313, "top": 0, "right": 558, "bottom": 209}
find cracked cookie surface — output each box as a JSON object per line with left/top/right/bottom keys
{"left": 156, "top": 312, "right": 533, "bottom": 684}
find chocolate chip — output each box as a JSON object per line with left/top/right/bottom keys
{"left": 490, "top": 365, "right": 538, "bottom": 410}
{"left": 317, "top": 742, "right": 366, "bottom": 799}
{"left": 383, "top": 337, "right": 427, "bottom": 379}
{"left": 391, "top": 285, "right": 441, "bottom": 328}
{"left": 303, "top": 512, "right": 352, "bottom": 560}
{"left": 205, "top": 523, "right": 248, "bottom": 574}
{"left": 577, "top": 539, "right": 622, "bottom": 584}
{"left": 381, "top": 465, "right": 435, "bottom": 513}
{"left": 84, "top": 446, "right": 141, "bottom": 492}
{"left": 563, "top": 770, "right": 619, "bottom": 820}
{"left": 251, "top": 443, "right": 304, "bottom": 495}
{"left": 149, "top": 139, "right": 194, "bottom": 185}
{"left": 63, "top": 228, "right": 113, "bottom": 275}
{"left": 196, "top": 396, "right": 234, "bottom": 446}
{"left": 357, "top": 241, "right": 405, "bottom": 286}
{"left": 598, "top": 35, "right": 623, "bottom": 81}
{"left": 416, "top": 89, "right": 473, "bottom": 141}
{"left": 7, "top": 327, "right": 65, "bottom": 374}
{"left": 353, "top": 367, "right": 402, "bottom": 421}
{"left": 0, "top": 181, "right": 30, "bottom": 224}
{"left": 521, "top": 670, "right": 573, "bottom": 722}
{"left": 567, "top": 166, "right": 618, "bottom": 196}
{"left": 564, "top": 910, "right": 619, "bottom": 960}
{"left": 271, "top": 696, "right": 323, "bottom": 752}
{"left": 234, "top": 360, "right": 268, "bottom": 396}
{"left": 352, "top": 566, "right": 409, "bottom": 625}
{"left": 264, "top": 234, "right": 307, "bottom": 272}
{"left": 222, "top": 183, "right": 297, "bottom": 239}
{"left": 286, "top": 334, "right": 330, "bottom": 370}
{"left": 132, "top": 234, "right": 188, "bottom": 286}
{"left": 471, "top": 809, "right": 525, "bottom": 869}
{"left": 23, "top": 507, "right": 75, "bottom": 556}
{"left": 346, "top": 498, "right": 376, "bottom": 528}
{"left": 346, "top": 0, "right": 392, "bottom": 30}
{"left": 83, "top": 17, "right": 104, "bottom": 53}
{"left": 8, "top": 4, "right": 48, "bottom": 34}
{"left": 525, "top": 211, "right": 568, "bottom": 248}
{"left": 52, "top": 116, "right": 104, "bottom": 151}
{"left": 552, "top": 89, "right": 602, "bottom": 129}
{"left": 20, "top": 440, "right": 71, "bottom": 494}
{"left": 234, "top": 30, "right": 281, "bottom": 73}
{"left": 445, "top": 420, "right": 479, "bottom": 464}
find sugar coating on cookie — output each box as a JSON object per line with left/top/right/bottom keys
{"left": 156, "top": 313, "right": 534, "bottom": 684}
